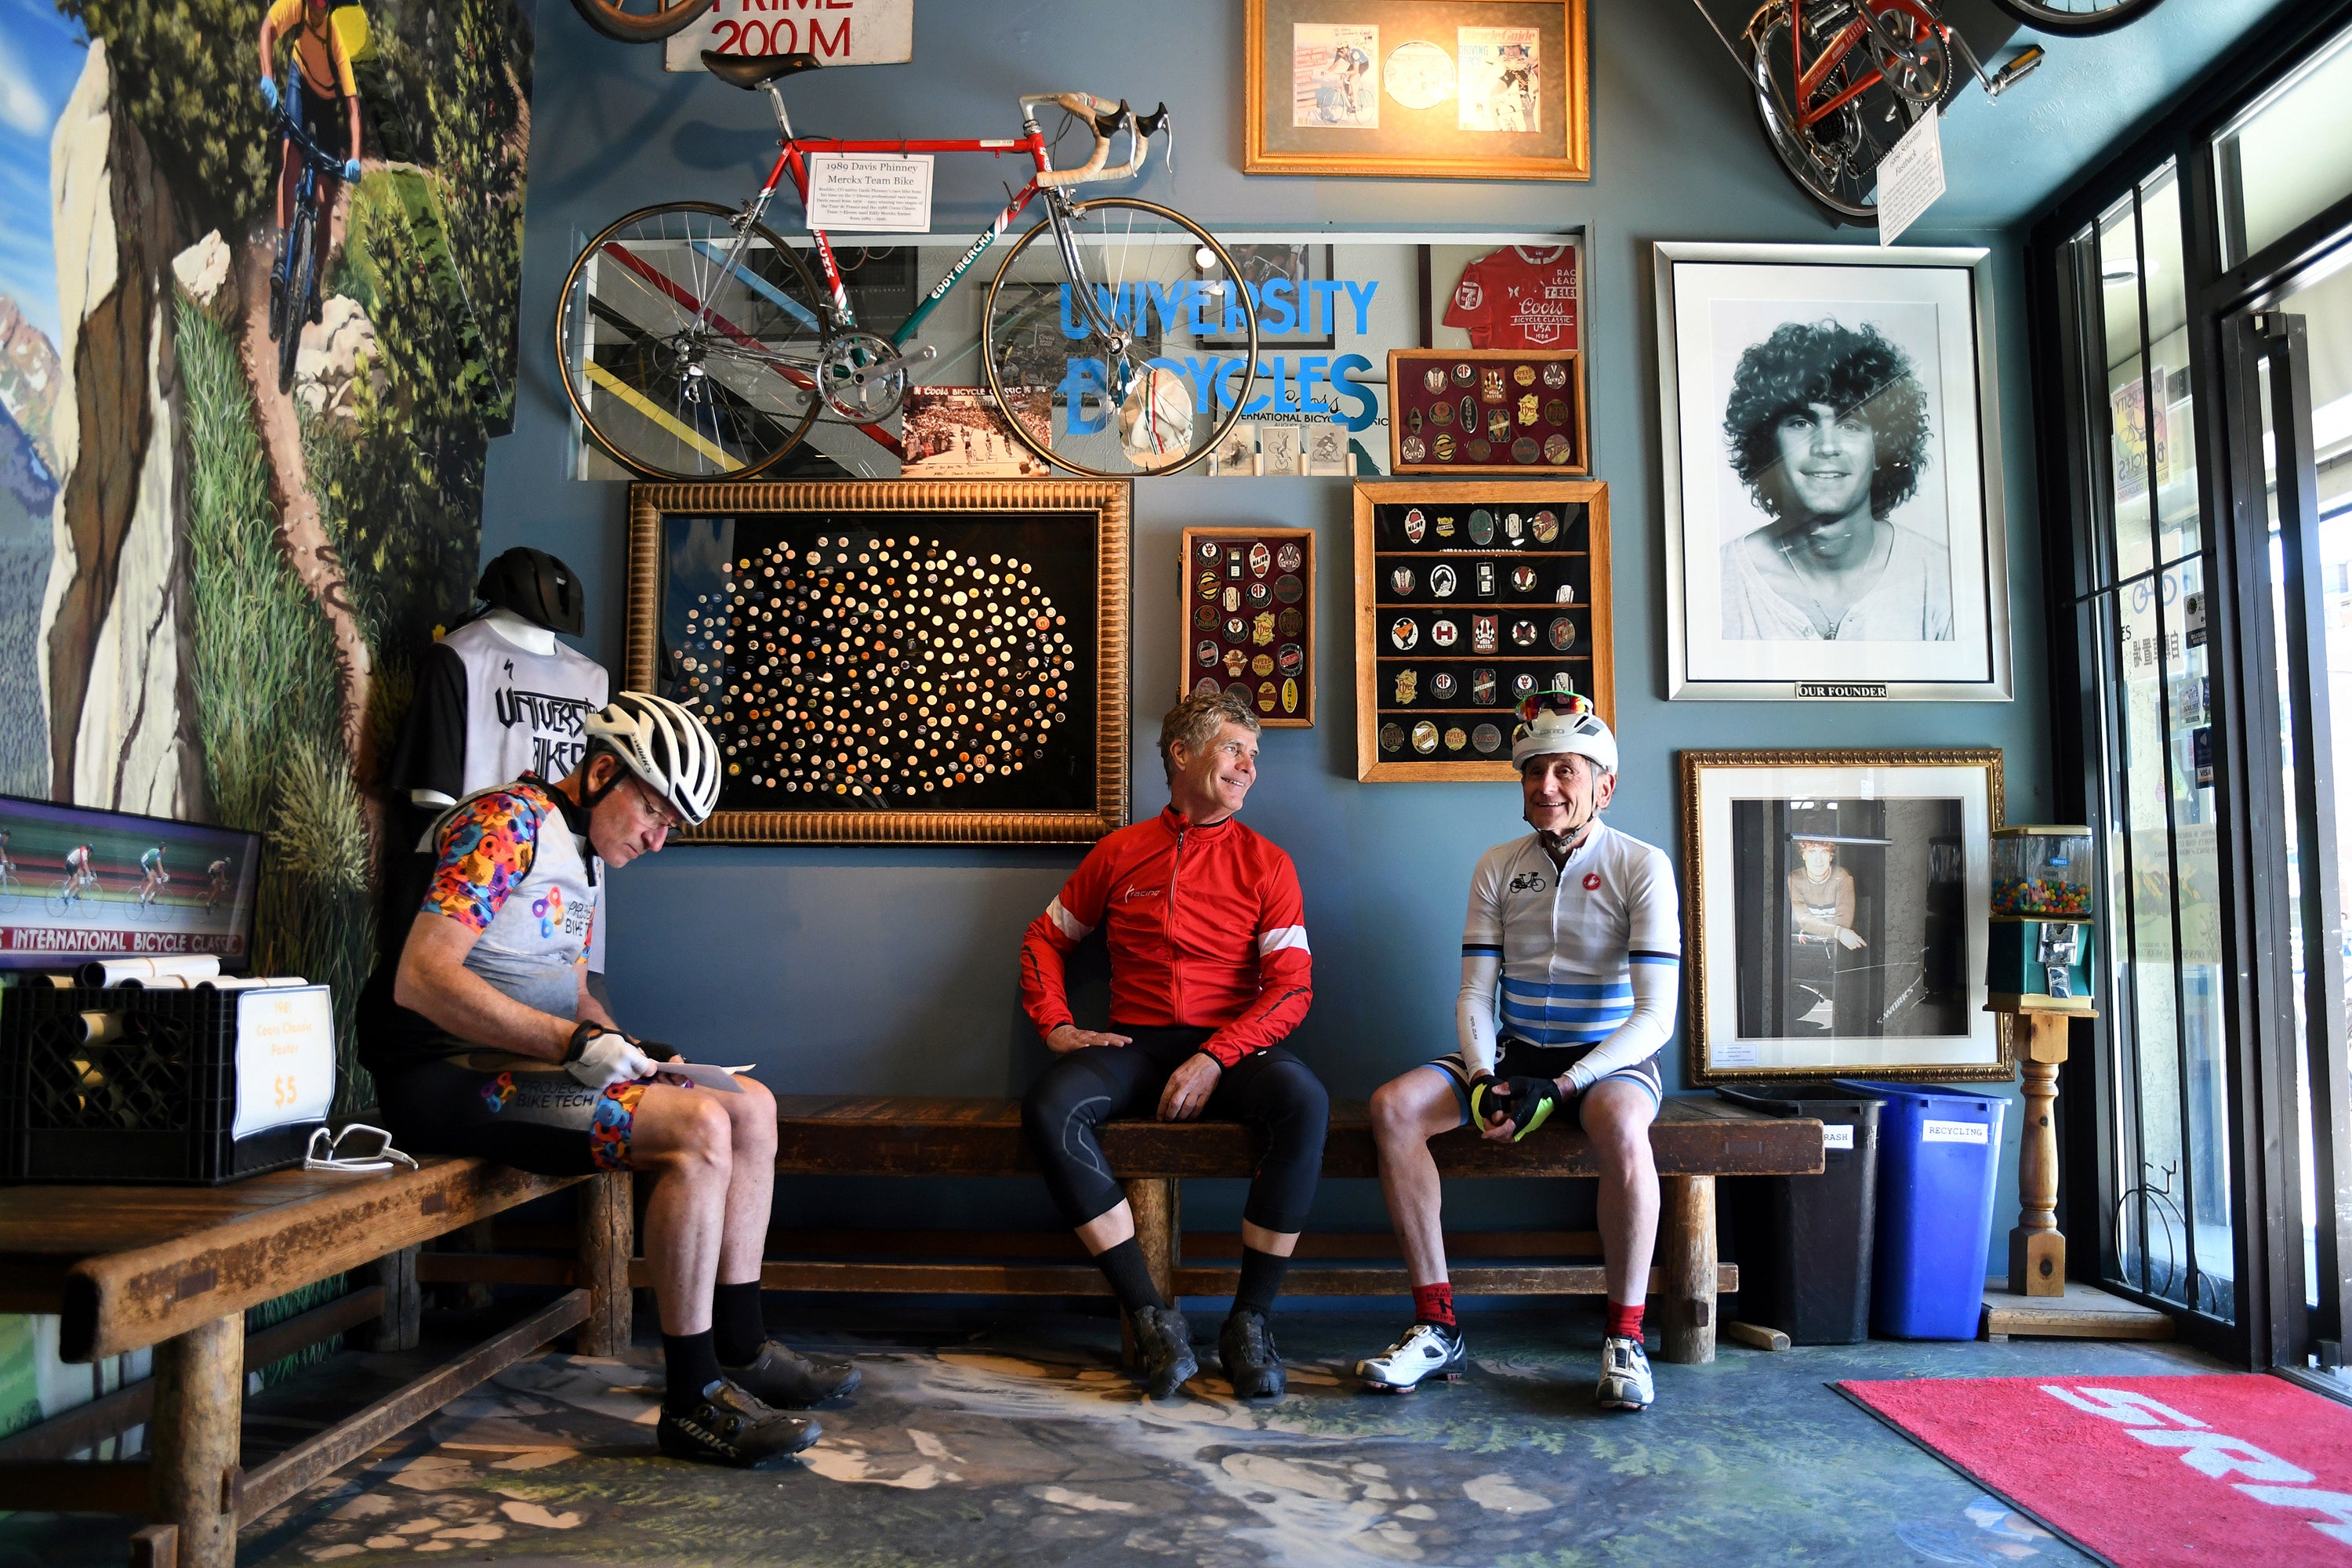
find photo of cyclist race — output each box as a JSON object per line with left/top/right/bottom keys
{"left": 135, "top": 843, "right": 170, "bottom": 910}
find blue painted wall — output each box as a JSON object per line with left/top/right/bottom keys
{"left": 485, "top": 1, "right": 2051, "bottom": 1267}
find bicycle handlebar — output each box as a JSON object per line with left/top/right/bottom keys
{"left": 274, "top": 72, "right": 348, "bottom": 179}
{"left": 1023, "top": 91, "right": 1158, "bottom": 187}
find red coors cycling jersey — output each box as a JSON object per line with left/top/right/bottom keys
{"left": 1020, "top": 806, "right": 1312, "bottom": 1069}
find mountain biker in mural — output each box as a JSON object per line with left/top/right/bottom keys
{"left": 256, "top": 0, "right": 365, "bottom": 318}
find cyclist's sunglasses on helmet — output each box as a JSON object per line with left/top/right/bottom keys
{"left": 305, "top": 1123, "right": 419, "bottom": 1174}
{"left": 1516, "top": 690, "right": 1595, "bottom": 725}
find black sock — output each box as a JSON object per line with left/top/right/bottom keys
{"left": 1092, "top": 1236, "right": 1165, "bottom": 1316}
{"left": 662, "top": 1330, "right": 724, "bottom": 1413}
{"left": 713, "top": 1281, "right": 767, "bottom": 1366}
{"left": 1234, "top": 1247, "right": 1288, "bottom": 1318}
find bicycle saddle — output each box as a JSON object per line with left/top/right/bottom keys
{"left": 701, "top": 51, "right": 822, "bottom": 90}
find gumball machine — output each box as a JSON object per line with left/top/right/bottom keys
{"left": 1987, "top": 826, "right": 2096, "bottom": 1013}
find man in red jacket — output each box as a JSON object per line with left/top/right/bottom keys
{"left": 1019, "top": 691, "right": 1324, "bottom": 1402}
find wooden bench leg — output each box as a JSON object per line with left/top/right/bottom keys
{"left": 352, "top": 1247, "right": 420, "bottom": 1353}
{"left": 128, "top": 1522, "right": 178, "bottom": 1568}
{"left": 579, "top": 1171, "right": 634, "bottom": 1356}
{"left": 147, "top": 1314, "right": 241, "bottom": 1568}
{"left": 1118, "top": 1178, "right": 1177, "bottom": 1370}
{"left": 1656, "top": 1174, "right": 1718, "bottom": 1366}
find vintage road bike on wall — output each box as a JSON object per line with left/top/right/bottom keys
{"left": 555, "top": 52, "right": 1261, "bottom": 481}
{"left": 1692, "top": 0, "right": 2165, "bottom": 225}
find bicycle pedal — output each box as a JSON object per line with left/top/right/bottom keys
{"left": 1987, "top": 46, "right": 2044, "bottom": 99}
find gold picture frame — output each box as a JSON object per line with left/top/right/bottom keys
{"left": 1354, "top": 478, "right": 1612, "bottom": 782}
{"left": 1679, "top": 748, "right": 2013, "bottom": 1086}
{"left": 1244, "top": 0, "right": 1591, "bottom": 180}
{"left": 624, "top": 480, "right": 1131, "bottom": 845}
{"left": 1178, "top": 526, "right": 1316, "bottom": 727}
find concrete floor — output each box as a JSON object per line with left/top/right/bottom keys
{"left": 0, "top": 1301, "right": 2227, "bottom": 1568}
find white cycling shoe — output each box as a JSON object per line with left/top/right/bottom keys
{"left": 1356, "top": 1321, "right": 1466, "bottom": 1393}
{"left": 1596, "top": 1334, "right": 1653, "bottom": 1411}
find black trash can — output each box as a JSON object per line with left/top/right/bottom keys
{"left": 1716, "top": 1083, "right": 1884, "bottom": 1345}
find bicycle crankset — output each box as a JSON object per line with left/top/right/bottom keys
{"left": 818, "top": 332, "right": 937, "bottom": 422}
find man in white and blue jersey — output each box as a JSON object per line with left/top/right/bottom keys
{"left": 1356, "top": 693, "right": 1681, "bottom": 1410}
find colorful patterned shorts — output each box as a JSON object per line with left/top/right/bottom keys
{"left": 379, "top": 1053, "right": 656, "bottom": 1177}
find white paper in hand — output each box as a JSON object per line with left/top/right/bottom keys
{"left": 662, "top": 1060, "right": 753, "bottom": 1094}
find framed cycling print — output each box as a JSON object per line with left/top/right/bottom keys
{"left": 625, "top": 479, "right": 1131, "bottom": 845}
{"left": 1655, "top": 242, "right": 2013, "bottom": 702}
{"left": 1679, "top": 748, "right": 2012, "bottom": 1085}
{"left": 1353, "top": 479, "right": 1612, "bottom": 782}
{"left": 1243, "top": 1, "right": 1592, "bottom": 180}
{"left": 1180, "top": 527, "right": 1316, "bottom": 727}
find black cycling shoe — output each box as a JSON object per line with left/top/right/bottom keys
{"left": 1219, "top": 1308, "right": 1286, "bottom": 1400}
{"left": 655, "top": 1378, "right": 820, "bottom": 1468}
{"left": 1131, "top": 1304, "right": 1198, "bottom": 1399}
{"left": 722, "top": 1339, "right": 862, "bottom": 1408}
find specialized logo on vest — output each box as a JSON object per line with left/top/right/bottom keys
{"left": 1584, "top": 873, "right": 1602, "bottom": 890}
{"left": 533, "top": 885, "right": 565, "bottom": 938}
{"left": 1508, "top": 870, "right": 1547, "bottom": 892}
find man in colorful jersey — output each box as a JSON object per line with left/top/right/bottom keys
{"left": 1356, "top": 693, "right": 1679, "bottom": 1411}
{"left": 137, "top": 845, "right": 169, "bottom": 909}
{"left": 360, "top": 692, "right": 856, "bottom": 1468}
{"left": 1019, "top": 691, "right": 1324, "bottom": 1402}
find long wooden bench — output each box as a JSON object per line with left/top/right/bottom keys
{"left": 0, "top": 1159, "right": 633, "bottom": 1568}
{"left": 738, "top": 1093, "right": 1822, "bottom": 1367}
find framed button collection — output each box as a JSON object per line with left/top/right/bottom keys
{"left": 1180, "top": 525, "right": 1315, "bottom": 728}
{"left": 1386, "top": 348, "right": 1588, "bottom": 477}
{"left": 1354, "top": 480, "right": 1612, "bottom": 781}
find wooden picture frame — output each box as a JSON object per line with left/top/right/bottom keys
{"left": 1178, "top": 526, "right": 1316, "bottom": 727}
{"left": 624, "top": 480, "right": 1131, "bottom": 845}
{"left": 1679, "top": 748, "right": 2013, "bottom": 1085}
{"left": 1387, "top": 348, "right": 1587, "bottom": 475}
{"left": 1244, "top": 0, "right": 1591, "bottom": 181}
{"left": 1353, "top": 479, "right": 1611, "bottom": 782}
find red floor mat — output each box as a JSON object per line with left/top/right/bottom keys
{"left": 1840, "top": 1374, "right": 2352, "bottom": 1566}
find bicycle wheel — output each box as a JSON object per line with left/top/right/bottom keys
{"left": 1989, "top": 0, "right": 2165, "bottom": 35}
{"left": 278, "top": 208, "right": 312, "bottom": 393}
{"left": 45, "top": 877, "right": 74, "bottom": 919}
{"left": 568, "top": 0, "right": 715, "bottom": 45}
{"left": 981, "top": 198, "right": 1258, "bottom": 479}
{"left": 557, "top": 201, "right": 826, "bottom": 481}
{"left": 1743, "top": 1, "right": 1929, "bottom": 227}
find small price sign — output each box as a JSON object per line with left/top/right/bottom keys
{"left": 233, "top": 986, "right": 336, "bottom": 1138}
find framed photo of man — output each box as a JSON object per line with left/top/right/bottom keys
{"left": 1679, "top": 749, "right": 2010, "bottom": 1085}
{"left": 1654, "top": 244, "right": 2013, "bottom": 702}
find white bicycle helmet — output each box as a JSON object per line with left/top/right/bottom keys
{"left": 585, "top": 691, "right": 721, "bottom": 826}
{"left": 1511, "top": 690, "right": 1617, "bottom": 774}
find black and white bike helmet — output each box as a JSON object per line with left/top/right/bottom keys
{"left": 584, "top": 691, "right": 721, "bottom": 826}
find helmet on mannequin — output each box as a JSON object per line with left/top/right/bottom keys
{"left": 477, "top": 547, "right": 586, "bottom": 636}
{"left": 583, "top": 691, "right": 721, "bottom": 827}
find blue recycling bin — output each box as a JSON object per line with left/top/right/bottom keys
{"left": 1834, "top": 1080, "right": 2006, "bottom": 1339}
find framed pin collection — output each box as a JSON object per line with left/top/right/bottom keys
{"left": 1179, "top": 527, "right": 1316, "bottom": 727}
{"left": 1387, "top": 349, "right": 1587, "bottom": 475}
{"left": 1353, "top": 479, "right": 1613, "bottom": 782}
{"left": 625, "top": 480, "right": 1131, "bottom": 846}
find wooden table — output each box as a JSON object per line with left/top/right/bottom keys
{"left": 0, "top": 1159, "right": 633, "bottom": 1568}
{"left": 757, "top": 1093, "right": 1823, "bottom": 1366}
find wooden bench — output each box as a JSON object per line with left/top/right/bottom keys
{"left": 0, "top": 1159, "right": 634, "bottom": 1568}
{"left": 739, "top": 1093, "right": 1822, "bottom": 1366}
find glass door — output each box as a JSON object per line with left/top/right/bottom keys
{"left": 2228, "top": 256, "right": 2352, "bottom": 1371}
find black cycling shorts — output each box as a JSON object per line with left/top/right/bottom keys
{"left": 292, "top": 78, "right": 350, "bottom": 166}
{"left": 376, "top": 1051, "right": 650, "bottom": 1177}
{"left": 1426, "top": 1035, "right": 1662, "bottom": 1129}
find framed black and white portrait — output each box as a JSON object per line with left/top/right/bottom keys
{"left": 1679, "top": 749, "right": 2009, "bottom": 1085}
{"left": 1655, "top": 244, "right": 2011, "bottom": 701}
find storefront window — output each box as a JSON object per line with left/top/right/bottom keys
{"left": 2214, "top": 23, "right": 2352, "bottom": 268}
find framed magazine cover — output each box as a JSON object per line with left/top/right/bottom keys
{"left": 1679, "top": 748, "right": 2012, "bottom": 1085}
{"left": 1655, "top": 243, "right": 2013, "bottom": 702}
{"left": 1243, "top": 0, "right": 1591, "bottom": 181}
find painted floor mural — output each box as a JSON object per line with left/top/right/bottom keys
{"left": 0, "top": 1305, "right": 2223, "bottom": 1567}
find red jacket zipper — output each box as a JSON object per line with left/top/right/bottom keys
{"left": 1167, "top": 818, "right": 1187, "bottom": 1022}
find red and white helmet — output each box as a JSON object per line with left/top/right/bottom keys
{"left": 586, "top": 691, "right": 721, "bottom": 826}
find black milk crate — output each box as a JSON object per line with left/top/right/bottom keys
{"left": 0, "top": 984, "right": 322, "bottom": 1184}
